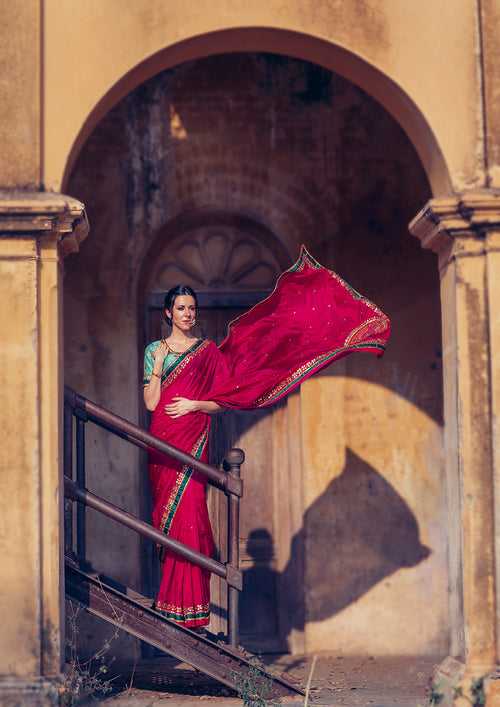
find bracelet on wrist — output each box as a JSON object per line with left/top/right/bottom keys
{"left": 152, "top": 371, "right": 162, "bottom": 379}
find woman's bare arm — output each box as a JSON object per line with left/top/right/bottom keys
{"left": 164, "top": 397, "right": 222, "bottom": 418}
{"left": 143, "top": 341, "right": 168, "bottom": 411}
{"left": 193, "top": 400, "right": 222, "bottom": 414}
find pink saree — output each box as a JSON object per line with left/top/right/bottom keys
{"left": 145, "top": 247, "right": 391, "bottom": 627}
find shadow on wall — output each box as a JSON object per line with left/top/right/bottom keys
{"left": 240, "top": 447, "right": 430, "bottom": 650}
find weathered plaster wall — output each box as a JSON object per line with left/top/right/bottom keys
{"left": 65, "top": 54, "right": 445, "bottom": 656}
{"left": 486, "top": 231, "right": 500, "bottom": 663}
{"left": 0, "top": 0, "right": 40, "bottom": 187}
{"left": 0, "top": 209, "right": 70, "bottom": 682}
{"left": 0, "top": 238, "right": 42, "bottom": 674}
{"left": 481, "top": 0, "right": 500, "bottom": 187}
{"left": 44, "top": 0, "right": 481, "bottom": 194}
{"left": 299, "top": 101, "right": 447, "bottom": 652}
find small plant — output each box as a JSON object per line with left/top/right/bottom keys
{"left": 470, "top": 677, "right": 487, "bottom": 706}
{"left": 60, "top": 600, "right": 122, "bottom": 706}
{"left": 422, "top": 675, "right": 487, "bottom": 707}
{"left": 427, "top": 680, "right": 445, "bottom": 705}
{"left": 231, "top": 656, "right": 282, "bottom": 707}
{"left": 453, "top": 677, "right": 486, "bottom": 706}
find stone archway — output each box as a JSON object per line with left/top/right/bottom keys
{"left": 57, "top": 27, "right": 452, "bottom": 196}
{"left": 64, "top": 50, "right": 446, "bottom": 658}
{"left": 149, "top": 227, "right": 280, "bottom": 290}
{"left": 139, "top": 210, "right": 290, "bottom": 299}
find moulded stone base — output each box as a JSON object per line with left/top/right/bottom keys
{"left": 430, "top": 656, "right": 465, "bottom": 705}
{"left": 0, "top": 677, "right": 62, "bottom": 707}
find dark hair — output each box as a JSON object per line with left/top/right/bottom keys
{"left": 163, "top": 285, "right": 198, "bottom": 326}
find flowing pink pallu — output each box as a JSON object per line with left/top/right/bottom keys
{"left": 147, "top": 247, "right": 391, "bottom": 627}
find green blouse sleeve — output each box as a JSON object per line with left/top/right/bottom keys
{"left": 143, "top": 343, "right": 156, "bottom": 385}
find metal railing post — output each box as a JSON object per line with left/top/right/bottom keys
{"left": 63, "top": 401, "right": 74, "bottom": 556}
{"left": 224, "top": 448, "right": 244, "bottom": 649}
{"left": 75, "top": 409, "right": 87, "bottom": 563}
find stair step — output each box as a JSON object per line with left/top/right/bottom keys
{"left": 65, "top": 559, "right": 304, "bottom": 700}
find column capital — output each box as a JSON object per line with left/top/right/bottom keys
{"left": 0, "top": 191, "right": 89, "bottom": 256}
{"left": 409, "top": 190, "right": 500, "bottom": 269}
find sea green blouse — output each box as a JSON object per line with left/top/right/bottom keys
{"left": 143, "top": 340, "right": 182, "bottom": 385}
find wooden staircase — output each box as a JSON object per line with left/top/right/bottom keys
{"left": 66, "top": 559, "right": 302, "bottom": 699}
{"left": 63, "top": 388, "right": 304, "bottom": 700}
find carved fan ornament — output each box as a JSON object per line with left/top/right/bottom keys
{"left": 150, "top": 227, "right": 282, "bottom": 293}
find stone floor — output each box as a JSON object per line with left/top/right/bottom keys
{"left": 97, "top": 654, "right": 439, "bottom": 706}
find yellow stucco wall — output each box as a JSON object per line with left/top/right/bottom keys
{"left": 42, "top": 0, "right": 482, "bottom": 194}
{"left": 481, "top": 0, "right": 500, "bottom": 188}
{"left": 301, "top": 376, "right": 446, "bottom": 654}
{"left": 0, "top": 226, "right": 64, "bottom": 677}
{"left": 0, "top": 238, "right": 42, "bottom": 674}
{"left": 0, "top": 0, "right": 40, "bottom": 187}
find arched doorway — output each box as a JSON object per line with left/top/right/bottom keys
{"left": 64, "top": 51, "right": 444, "bottom": 659}
{"left": 138, "top": 209, "right": 291, "bottom": 343}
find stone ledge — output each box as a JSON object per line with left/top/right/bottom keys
{"left": 0, "top": 190, "right": 89, "bottom": 256}
{"left": 409, "top": 190, "right": 500, "bottom": 269}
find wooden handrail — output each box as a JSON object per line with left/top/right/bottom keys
{"left": 64, "top": 386, "right": 242, "bottom": 497}
{"left": 64, "top": 385, "right": 245, "bottom": 646}
{"left": 64, "top": 477, "right": 242, "bottom": 590}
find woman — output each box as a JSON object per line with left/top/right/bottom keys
{"left": 143, "top": 246, "right": 390, "bottom": 629}
{"left": 143, "top": 285, "right": 221, "bottom": 627}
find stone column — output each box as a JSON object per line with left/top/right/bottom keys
{"left": 410, "top": 190, "right": 500, "bottom": 705}
{"left": 0, "top": 193, "right": 87, "bottom": 705}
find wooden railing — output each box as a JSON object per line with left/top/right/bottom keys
{"left": 63, "top": 386, "right": 244, "bottom": 647}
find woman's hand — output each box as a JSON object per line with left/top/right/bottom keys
{"left": 153, "top": 339, "right": 169, "bottom": 367}
{"left": 164, "top": 397, "right": 198, "bottom": 418}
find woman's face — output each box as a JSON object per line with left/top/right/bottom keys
{"left": 166, "top": 295, "right": 196, "bottom": 333}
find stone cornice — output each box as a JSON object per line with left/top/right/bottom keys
{"left": 409, "top": 190, "right": 500, "bottom": 259}
{"left": 409, "top": 190, "right": 500, "bottom": 274}
{"left": 0, "top": 191, "right": 89, "bottom": 256}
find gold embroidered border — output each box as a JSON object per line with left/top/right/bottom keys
{"left": 156, "top": 601, "right": 209, "bottom": 614}
{"left": 255, "top": 352, "right": 330, "bottom": 406}
{"left": 159, "top": 428, "right": 209, "bottom": 536}
{"left": 328, "top": 270, "right": 386, "bottom": 317}
{"left": 220, "top": 245, "right": 315, "bottom": 346}
{"left": 220, "top": 245, "right": 388, "bottom": 347}
{"left": 255, "top": 340, "right": 386, "bottom": 407}
{"left": 159, "top": 468, "right": 186, "bottom": 535}
{"left": 155, "top": 600, "right": 210, "bottom": 622}
{"left": 344, "top": 316, "right": 389, "bottom": 347}
{"left": 161, "top": 339, "right": 209, "bottom": 389}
